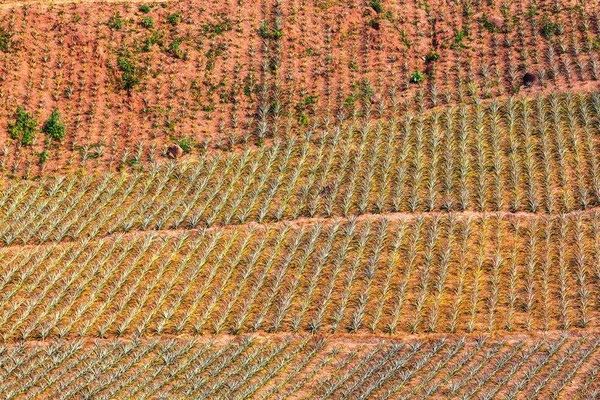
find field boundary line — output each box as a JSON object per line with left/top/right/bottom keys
{"left": 3, "top": 207, "right": 600, "bottom": 250}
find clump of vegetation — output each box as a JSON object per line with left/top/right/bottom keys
{"left": 139, "top": 4, "right": 151, "bottom": 13}
{"left": 107, "top": 12, "right": 125, "bottom": 30}
{"left": 343, "top": 93, "right": 357, "bottom": 108}
{"left": 43, "top": 108, "right": 66, "bottom": 141}
{"left": 541, "top": 17, "right": 561, "bottom": 39}
{"left": 176, "top": 136, "right": 194, "bottom": 153}
{"left": 141, "top": 30, "right": 165, "bottom": 52}
{"left": 205, "top": 42, "right": 227, "bottom": 70}
{"left": 167, "top": 12, "right": 182, "bottom": 26}
{"left": 38, "top": 149, "right": 49, "bottom": 165}
{"left": 451, "top": 29, "right": 468, "bottom": 50}
{"left": 370, "top": 0, "right": 383, "bottom": 13}
{"left": 258, "top": 20, "right": 283, "bottom": 40}
{"left": 409, "top": 71, "right": 425, "bottom": 84}
{"left": 0, "top": 27, "right": 15, "bottom": 53}
{"left": 202, "top": 15, "right": 232, "bottom": 38}
{"left": 8, "top": 107, "right": 37, "bottom": 146}
{"left": 425, "top": 51, "right": 439, "bottom": 62}
{"left": 295, "top": 95, "right": 318, "bottom": 126}
{"left": 478, "top": 16, "right": 498, "bottom": 33}
{"left": 116, "top": 54, "right": 143, "bottom": 91}
{"left": 140, "top": 16, "right": 155, "bottom": 29}
{"left": 168, "top": 39, "right": 185, "bottom": 59}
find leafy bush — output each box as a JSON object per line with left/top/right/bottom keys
{"left": 38, "top": 149, "right": 49, "bottom": 164}
{"left": 478, "top": 17, "right": 497, "bottom": 33}
{"left": 0, "top": 27, "right": 15, "bottom": 53}
{"left": 8, "top": 107, "right": 37, "bottom": 146}
{"left": 425, "top": 51, "right": 440, "bottom": 62}
{"left": 202, "top": 16, "right": 232, "bottom": 38}
{"left": 409, "top": 71, "right": 425, "bottom": 84}
{"left": 140, "top": 16, "right": 155, "bottom": 29}
{"left": 258, "top": 20, "right": 283, "bottom": 40}
{"left": 117, "top": 55, "right": 142, "bottom": 91}
{"left": 343, "top": 94, "right": 357, "bottom": 108}
{"left": 451, "top": 29, "right": 468, "bottom": 50}
{"left": 141, "top": 30, "right": 164, "bottom": 52}
{"left": 139, "top": 4, "right": 151, "bottom": 13}
{"left": 370, "top": 0, "right": 383, "bottom": 13}
{"left": 541, "top": 17, "right": 561, "bottom": 39}
{"left": 168, "top": 39, "right": 184, "bottom": 59}
{"left": 43, "top": 108, "right": 66, "bottom": 141}
{"left": 167, "top": 12, "right": 182, "bottom": 26}
{"left": 108, "top": 12, "right": 125, "bottom": 30}
{"left": 177, "top": 136, "right": 194, "bottom": 153}
{"left": 297, "top": 112, "right": 309, "bottom": 126}
{"left": 295, "top": 95, "right": 319, "bottom": 112}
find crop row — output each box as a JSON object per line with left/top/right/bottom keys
{"left": 1, "top": 210, "right": 600, "bottom": 339}
{"left": 0, "top": 331, "right": 597, "bottom": 399}
{"left": 2, "top": 91, "right": 600, "bottom": 246}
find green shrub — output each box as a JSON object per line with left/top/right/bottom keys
{"left": 297, "top": 112, "right": 309, "bottom": 126}
{"left": 117, "top": 55, "right": 142, "bottom": 91}
{"left": 177, "top": 136, "right": 194, "bottom": 153}
{"left": 478, "top": 17, "right": 497, "bottom": 33}
{"left": 108, "top": 12, "right": 125, "bottom": 30}
{"left": 167, "top": 12, "right": 182, "bottom": 26}
{"left": 202, "top": 16, "right": 232, "bottom": 38}
{"left": 43, "top": 108, "right": 66, "bottom": 141}
{"left": 295, "top": 95, "right": 318, "bottom": 112}
{"left": 425, "top": 51, "right": 440, "bottom": 62}
{"left": 38, "top": 150, "right": 49, "bottom": 164}
{"left": 0, "top": 27, "right": 15, "bottom": 52}
{"left": 139, "top": 4, "right": 151, "bottom": 13}
{"left": 541, "top": 17, "right": 560, "bottom": 39}
{"left": 141, "top": 30, "right": 164, "bottom": 52}
{"left": 8, "top": 107, "right": 37, "bottom": 146}
{"left": 370, "top": 0, "right": 383, "bottom": 13}
{"left": 140, "top": 16, "right": 155, "bottom": 29}
{"left": 168, "top": 39, "right": 184, "bottom": 59}
{"left": 343, "top": 94, "right": 357, "bottom": 108}
{"left": 409, "top": 71, "right": 425, "bottom": 84}
{"left": 258, "top": 20, "right": 283, "bottom": 40}
{"left": 451, "top": 29, "right": 468, "bottom": 50}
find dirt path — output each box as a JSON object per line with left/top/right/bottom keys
{"left": 3, "top": 206, "right": 599, "bottom": 251}
{"left": 6, "top": 326, "right": 600, "bottom": 347}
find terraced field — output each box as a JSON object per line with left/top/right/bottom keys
{"left": 2, "top": 0, "right": 600, "bottom": 398}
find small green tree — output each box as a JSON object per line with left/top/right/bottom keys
{"left": 370, "top": 0, "right": 383, "bottom": 13}
{"left": 167, "top": 12, "right": 182, "bottom": 26}
{"left": 108, "top": 12, "right": 125, "bottom": 30}
{"left": 409, "top": 71, "right": 425, "bottom": 84}
{"left": 117, "top": 55, "right": 142, "bottom": 91}
{"left": 425, "top": 51, "right": 440, "bottom": 62}
{"left": 8, "top": 107, "right": 37, "bottom": 146}
{"left": 140, "top": 16, "right": 155, "bottom": 29}
{"left": 43, "top": 108, "right": 66, "bottom": 141}
{"left": 541, "top": 17, "right": 560, "bottom": 39}
{"left": 0, "top": 27, "right": 15, "bottom": 52}
{"left": 258, "top": 20, "right": 283, "bottom": 40}
{"left": 177, "top": 136, "right": 194, "bottom": 153}
{"left": 38, "top": 149, "right": 49, "bottom": 164}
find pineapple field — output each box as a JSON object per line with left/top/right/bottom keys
{"left": 1, "top": 0, "right": 600, "bottom": 398}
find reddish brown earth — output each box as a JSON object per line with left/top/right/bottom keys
{"left": 0, "top": 0, "right": 597, "bottom": 178}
